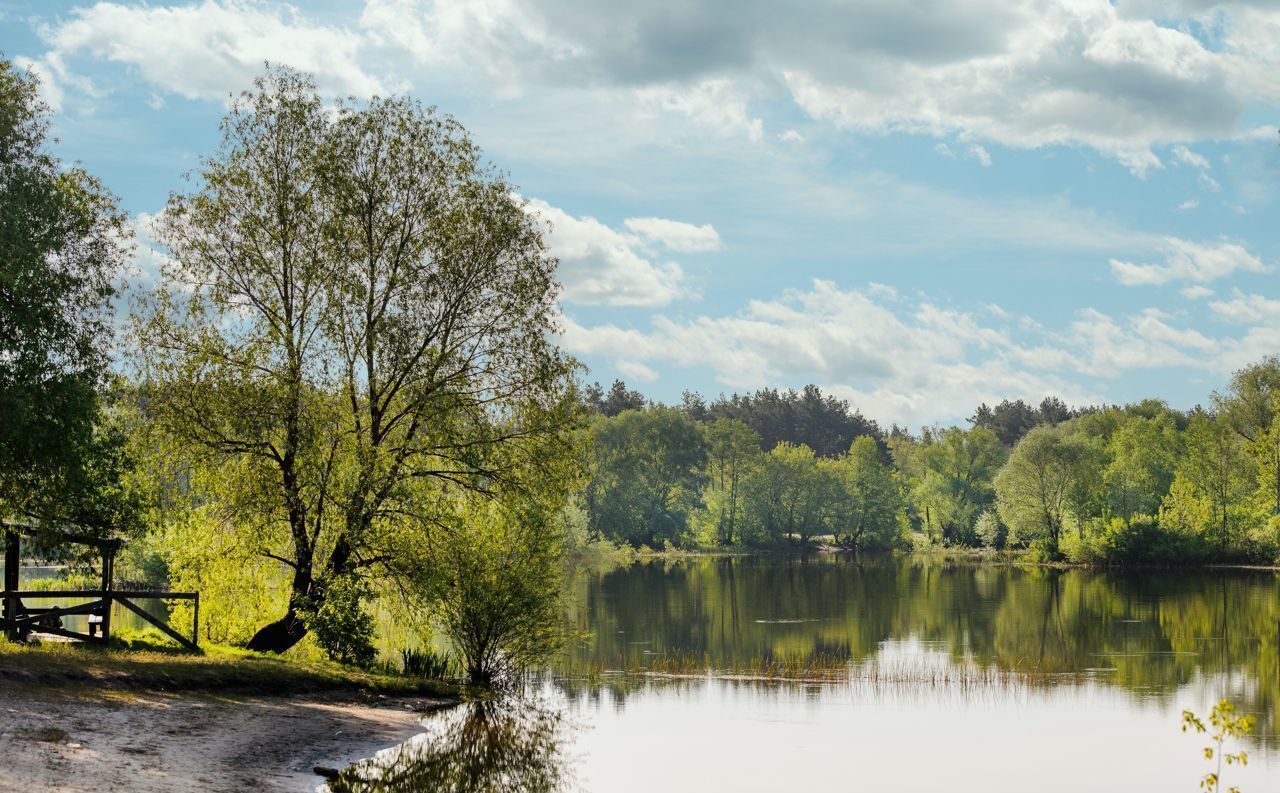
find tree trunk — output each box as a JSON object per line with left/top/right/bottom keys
{"left": 246, "top": 607, "right": 308, "bottom": 653}
{"left": 247, "top": 542, "right": 314, "bottom": 653}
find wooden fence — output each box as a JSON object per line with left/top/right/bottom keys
{"left": 2, "top": 590, "right": 200, "bottom": 652}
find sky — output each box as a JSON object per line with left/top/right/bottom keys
{"left": 2, "top": 0, "right": 1278, "bottom": 428}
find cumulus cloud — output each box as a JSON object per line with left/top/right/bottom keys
{"left": 1172, "top": 144, "right": 1209, "bottom": 169}
{"left": 616, "top": 360, "right": 659, "bottom": 383}
{"left": 562, "top": 279, "right": 1216, "bottom": 425}
{"left": 523, "top": 198, "right": 720, "bottom": 307}
{"left": 1110, "top": 238, "right": 1267, "bottom": 285}
{"left": 636, "top": 79, "right": 764, "bottom": 142}
{"left": 30, "top": 0, "right": 1280, "bottom": 166}
{"left": 31, "top": 0, "right": 387, "bottom": 104}
{"left": 623, "top": 217, "right": 721, "bottom": 252}
{"left": 1180, "top": 285, "right": 1213, "bottom": 299}
{"left": 1209, "top": 293, "right": 1280, "bottom": 324}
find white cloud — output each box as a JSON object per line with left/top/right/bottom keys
{"left": 33, "top": 0, "right": 387, "bottom": 104}
{"left": 780, "top": 2, "right": 1249, "bottom": 175}
{"left": 623, "top": 217, "right": 721, "bottom": 253}
{"left": 1180, "top": 285, "right": 1213, "bottom": 300}
{"left": 123, "top": 211, "right": 172, "bottom": 289}
{"left": 968, "top": 144, "right": 992, "bottom": 167}
{"left": 1198, "top": 172, "right": 1222, "bottom": 192}
{"left": 778, "top": 129, "right": 805, "bottom": 144}
{"left": 523, "top": 198, "right": 722, "bottom": 307}
{"left": 616, "top": 360, "right": 658, "bottom": 383}
{"left": 1209, "top": 293, "right": 1280, "bottom": 324}
{"left": 347, "top": 0, "right": 1280, "bottom": 169}
{"left": 559, "top": 276, "right": 1266, "bottom": 423}
{"left": 637, "top": 79, "right": 764, "bottom": 143}
{"left": 1110, "top": 238, "right": 1267, "bottom": 285}
{"left": 562, "top": 280, "right": 1103, "bottom": 425}
{"left": 1176, "top": 198, "right": 1199, "bottom": 211}
{"left": 1172, "top": 144, "right": 1209, "bottom": 169}
{"left": 934, "top": 143, "right": 956, "bottom": 158}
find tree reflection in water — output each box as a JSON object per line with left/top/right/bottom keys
{"left": 329, "top": 695, "right": 574, "bottom": 793}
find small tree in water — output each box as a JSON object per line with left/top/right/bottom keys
{"left": 423, "top": 498, "right": 567, "bottom": 686}
{"left": 1182, "top": 699, "right": 1255, "bottom": 793}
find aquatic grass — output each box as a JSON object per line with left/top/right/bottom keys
{"left": 556, "top": 652, "right": 1077, "bottom": 689}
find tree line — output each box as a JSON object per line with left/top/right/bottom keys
{"left": 579, "top": 371, "right": 1280, "bottom": 564}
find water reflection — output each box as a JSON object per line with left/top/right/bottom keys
{"left": 329, "top": 695, "right": 574, "bottom": 793}
{"left": 559, "top": 556, "right": 1280, "bottom": 737}
{"left": 349, "top": 558, "right": 1280, "bottom": 792}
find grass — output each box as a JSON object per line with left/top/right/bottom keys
{"left": 18, "top": 726, "right": 69, "bottom": 743}
{"left": 562, "top": 652, "right": 1072, "bottom": 689}
{"left": 0, "top": 636, "right": 461, "bottom": 698}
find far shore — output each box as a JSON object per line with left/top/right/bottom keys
{"left": 584, "top": 543, "right": 1280, "bottom": 572}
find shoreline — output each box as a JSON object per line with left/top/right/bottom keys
{"left": 0, "top": 687, "right": 450, "bottom": 793}
{"left": 580, "top": 545, "right": 1280, "bottom": 572}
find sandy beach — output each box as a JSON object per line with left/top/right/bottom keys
{"left": 0, "top": 688, "right": 445, "bottom": 793}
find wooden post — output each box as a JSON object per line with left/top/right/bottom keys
{"left": 192, "top": 593, "right": 200, "bottom": 649}
{"left": 4, "top": 530, "right": 19, "bottom": 641}
{"left": 100, "top": 544, "right": 115, "bottom": 643}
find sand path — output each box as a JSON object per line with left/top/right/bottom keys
{"left": 0, "top": 689, "right": 443, "bottom": 792}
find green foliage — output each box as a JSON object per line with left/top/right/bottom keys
{"left": 697, "top": 384, "right": 882, "bottom": 458}
{"left": 419, "top": 498, "right": 567, "bottom": 686}
{"left": 911, "top": 427, "right": 1006, "bottom": 544}
{"left": 995, "top": 424, "right": 1096, "bottom": 549}
{"left": 0, "top": 56, "right": 137, "bottom": 534}
{"left": 132, "top": 66, "right": 580, "bottom": 652}
{"left": 157, "top": 507, "right": 285, "bottom": 646}
{"left": 1104, "top": 414, "right": 1179, "bottom": 523}
{"left": 585, "top": 407, "right": 707, "bottom": 547}
{"left": 827, "top": 435, "right": 904, "bottom": 550}
{"left": 974, "top": 510, "right": 1005, "bottom": 549}
{"left": 299, "top": 574, "right": 377, "bottom": 667}
{"left": 400, "top": 647, "right": 453, "bottom": 679}
{"left": 1182, "top": 699, "right": 1254, "bottom": 793}
{"left": 1167, "top": 412, "right": 1252, "bottom": 553}
{"left": 738, "top": 442, "right": 837, "bottom": 545}
{"left": 697, "top": 418, "right": 762, "bottom": 546}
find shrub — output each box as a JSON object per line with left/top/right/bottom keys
{"left": 1026, "top": 539, "right": 1061, "bottom": 564}
{"left": 299, "top": 574, "right": 376, "bottom": 667}
{"left": 422, "top": 499, "right": 566, "bottom": 686}
{"left": 974, "top": 510, "right": 1006, "bottom": 549}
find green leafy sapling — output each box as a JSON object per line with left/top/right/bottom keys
{"left": 1182, "top": 699, "right": 1255, "bottom": 793}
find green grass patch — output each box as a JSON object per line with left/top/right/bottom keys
{"left": 19, "top": 726, "right": 70, "bottom": 743}
{"left": 0, "top": 637, "right": 461, "bottom": 698}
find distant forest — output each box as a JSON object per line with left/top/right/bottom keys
{"left": 575, "top": 361, "right": 1280, "bottom": 565}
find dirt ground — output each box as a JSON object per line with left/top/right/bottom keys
{"left": 0, "top": 688, "right": 447, "bottom": 792}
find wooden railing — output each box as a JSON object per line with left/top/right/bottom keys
{"left": 1, "top": 590, "right": 200, "bottom": 652}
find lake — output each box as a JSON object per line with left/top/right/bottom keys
{"left": 338, "top": 555, "right": 1280, "bottom": 792}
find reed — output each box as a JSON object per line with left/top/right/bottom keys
{"left": 556, "top": 653, "right": 1066, "bottom": 688}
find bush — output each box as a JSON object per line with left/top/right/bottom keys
{"left": 422, "top": 499, "right": 566, "bottom": 686}
{"left": 1025, "top": 539, "right": 1061, "bottom": 564}
{"left": 299, "top": 574, "right": 377, "bottom": 667}
{"left": 974, "top": 511, "right": 1006, "bottom": 549}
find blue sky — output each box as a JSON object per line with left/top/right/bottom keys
{"left": 3, "top": 0, "right": 1278, "bottom": 426}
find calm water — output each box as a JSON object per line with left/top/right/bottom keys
{"left": 343, "top": 556, "right": 1280, "bottom": 790}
